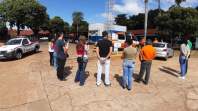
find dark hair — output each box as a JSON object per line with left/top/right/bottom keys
{"left": 146, "top": 39, "right": 152, "bottom": 45}
{"left": 125, "top": 39, "right": 132, "bottom": 46}
{"left": 102, "top": 31, "right": 108, "bottom": 37}
{"left": 182, "top": 39, "right": 187, "bottom": 45}
{"left": 56, "top": 32, "right": 64, "bottom": 38}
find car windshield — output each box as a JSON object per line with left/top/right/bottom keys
{"left": 153, "top": 43, "right": 165, "bottom": 48}
{"left": 118, "top": 34, "right": 125, "bottom": 40}
{"left": 6, "top": 39, "right": 22, "bottom": 45}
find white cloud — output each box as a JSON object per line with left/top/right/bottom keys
{"left": 181, "top": 0, "right": 198, "bottom": 7}
{"left": 114, "top": 0, "right": 144, "bottom": 15}
{"left": 113, "top": 0, "right": 198, "bottom": 15}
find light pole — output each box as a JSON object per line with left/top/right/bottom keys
{"left": 144, "top": 0, "right": 148, "bottom": 40}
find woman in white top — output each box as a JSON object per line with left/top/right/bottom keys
{"left": 48, "top": 39, "right": 55, "bottom": 66}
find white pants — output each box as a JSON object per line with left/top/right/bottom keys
{"left": 96, "top": 58, "right": 111, "bottom": 85}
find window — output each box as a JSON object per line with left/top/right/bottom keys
{"left": 153, "top": 43, "right": 165, "bottom": 48}
{"left": 22, "top": 39, "right": 29, "bottom": 45}
{"left": 6, "top": 39, "right": 22, "bottom": 45}
{"left": 118, "top": 34, "right": 125, "bottom": 40}
{"left": 167, "top": 44, "right": 171, "bottom": 48}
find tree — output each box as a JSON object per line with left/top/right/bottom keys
{"left": 156, "top": 7, "right": 198, "bottom": 42}
{"left": 0, "top": 21, "right": 8, "bottom": 40}
{"left": 0, "top": 0, "right": 49, "bottom": 37}
{"left": 175, "top": 0, "right": 186, "bottom": 7}
{"left": 72, "top": 11, "right": 84, "bottom": 38}
{"left": 115, "top": 14, "right": 128, "bottom": 26}
{"left": 49, "top": 16, "right": 65, "bottom": 34}
{"left": 63, "top": 22, "right": 70, "bottom": 34}
{"left": 78, "top": 21, "right": 88, "bottom": 36}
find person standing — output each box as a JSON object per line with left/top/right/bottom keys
{"left": 186, "top": 40, "right": 192, "bottom": 73}
{"left": 53, "top": 37, "right": 58, "bottom": 70}
{"left": 48, "top": 39, "right": 55, "bottom": 66}
{"left": 179, "top": 40, "right": 190, "bottom": 79}
{"left": 121, "top": 39, "right": 137, "bottom": 90}
{"left": 56, "top": 32, "right": 68, "bottom": 81}
{"left": 136, "top": 39, "right": 156, "bottom": 85}
{"left": 96, "top": 31, "right": 113, "bottom": 86}
{"left": 75, "top": 36, "right": 89, "bottom": 86}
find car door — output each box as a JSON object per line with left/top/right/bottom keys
{"left": 167, "top": 43, "right": 173, "bottom": 57}
{"left": 22, "top": 39, "right": 31, "bottom": 53}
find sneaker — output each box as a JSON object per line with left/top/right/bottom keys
{"left": 105, "top": 83, "right": 111, "bottom": 87}
{"left": 178, "top": 76, "right": 186, "bottom": 80}
{"left": 182, "top": 76, "right": 186, "bottom": 80}
{"left": 96, "top": 82, "right": 101, "bottom": 86}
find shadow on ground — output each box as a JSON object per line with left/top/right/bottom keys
{"left": 159, "top": 66, "right": 179, "bottom": 77}
{"left": 94, "top": 73, "right": 106, "bottom": 84}
{"left": 114, "top": 73, "right": 139, "bottom": 87}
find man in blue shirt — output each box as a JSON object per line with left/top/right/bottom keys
{"left": 56, "top": 32, "right": 68, "bottom": 81}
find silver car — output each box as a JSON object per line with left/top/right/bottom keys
{"left": 153, "top": 42, "right": 174, "bottom": 60}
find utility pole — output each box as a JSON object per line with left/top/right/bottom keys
{"left": 144, "top": 0, "right": 148, "bottom": 40}
{"left": 158, "top": 0, "right": 161, "bottom": 15}
{"left": 106, "top": 0, "right": 114, "bottom": 31}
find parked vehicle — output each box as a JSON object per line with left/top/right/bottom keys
{"left": 89, "top": 23, "right": 127, "bottom": 52}
{"left": 0, "top": 37, "right": 40, "bottom": 59}
{"left": 153, "top": 42, "right": 174, "bottom": 60}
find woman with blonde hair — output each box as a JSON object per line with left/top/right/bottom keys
{"left": 75, "top": 35, "right": 89, "bottom": 86}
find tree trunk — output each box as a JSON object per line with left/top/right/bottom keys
{"left": 16, "top": 22, "right": 20, "bottom": 36}
{"left": 33, "top": 28, "right": 39, "bottom": 41}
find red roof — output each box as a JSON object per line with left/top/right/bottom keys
{"left": 8, "top": 29, "right": 33, "bottom": 36}
{"left": 128, "top": 29, "right": 158, "bottom": 35}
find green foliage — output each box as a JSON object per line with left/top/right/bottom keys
{"left": 156, "top": 7, "right": 198, "bottom": 38}
{"left": 115, "top": 9, "right": 161, "bottom": 30}
{"left": 71, "top": 11, "right": 88, "bottom": 37}
{"left": 175, "top": 0, "right": 186, "bottom": 7}
{"left": 0, "top": 0, "right": 49, "bottom": 36}
{"left": 115, "top": 14, "right": 128, "bottom": 26}
{"left": 72, "top": 11, "right": 84, "bottom": 25}
{"left": 49, "top": 16, "right": 65, "bottom": 33}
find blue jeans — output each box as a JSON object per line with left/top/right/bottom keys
{"left": 75, "top": 58, "right": 88, "bottom": 85}
{"left": 53, "top": 52, "right": 57, "bottom": 70}
{"left": 179, "top": 55, "right": 187, "bottom": 77}
{"left": 122, "top": 59, "right": 135, "bottom": 90}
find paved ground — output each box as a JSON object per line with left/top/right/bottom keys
{"left": 0, "top": 42, "right": 198, "bottom": 111}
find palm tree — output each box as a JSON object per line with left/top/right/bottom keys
{"left": 72, "top": 12, "right": 84, "bottom": 38}
{"left": 175, "top": 0, "right": 186, "bottom": 7}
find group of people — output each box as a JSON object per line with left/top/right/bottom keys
{"left": 48, "top": 31, "right": 192, "bottom": 91}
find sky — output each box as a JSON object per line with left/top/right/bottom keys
{"left": 38, "top": 0, "right": 198, "bottom": 25}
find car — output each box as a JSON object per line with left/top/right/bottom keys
{"left": 0, "top": 37, "right": 40, "bottom": 60}
{"left": 153, "top": 42, "right": 174, "bottom": 60}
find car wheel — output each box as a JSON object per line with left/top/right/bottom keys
{"left": 16, "top": 51, "right": 22, "bottom": 59}
{"left": 164, "top": 56, "right": 168, "bottom": 61}
{"left": 34, "top": 46, "right": 39, "bottom": 53}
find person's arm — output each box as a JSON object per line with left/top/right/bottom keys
{"left": 121, "top": 51, "right": 125, "bottom": 59}
{"left": 139, "top": 49, "right": 143, "bottom": 61}
{"left": 96, "top": 47, "right": 100, "bottom": 59}
{"left": 106, "top": 46, "right": 112, "bottom": 59}
{"left": 49, "top": 42, "right": 52, "bottom": 48}
{"left": 153, "top": 48, "right": 156, "bottom": 60}
{"left": 62, "top": 42, "right": 68, "bottom": 54}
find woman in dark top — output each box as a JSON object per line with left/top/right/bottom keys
{"left": 75, "top": 36, "right": 89, "bottom": 86}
